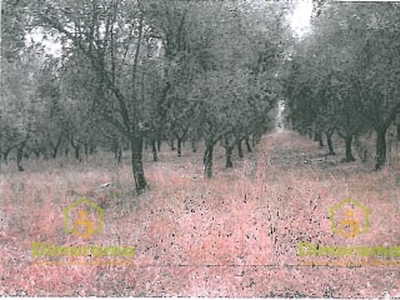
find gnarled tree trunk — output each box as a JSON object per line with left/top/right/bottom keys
{"left": 344, "top": 135, "right": 355, "bottom": 162}
{"left": 177, "top": 137, "right": 183, "bottom": 157}
{"left": 245, "top": 137, "right": 252, "bottom": 153}
{"left": 203, "top": 141, "right": 214, "bottom": 179}
{"left": 130, "top": 134, "right": 147, "bottom": 193}
{"left": 325, "top": 129, "right": 335, "bottom": 155}
{"left": 237, "top": 139, "right": 244, "bottom": 159}
{"left": 151, "top": 139, "right": 158, "bottom": 162}
{"left": 314, "top": 130, "right": 324, "bottom": 148}
{"left": 225, "top": 146, "right": 233, "bottom": 168}
{"left": 375, "top": 127, "right": 387, "bottom": 170}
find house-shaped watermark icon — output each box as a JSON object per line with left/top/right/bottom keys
{"left": 330, "top": 198, "right": 370, "bottom": 238}
{"left": 63, "top": 197, "right": 104, "bottom": 238}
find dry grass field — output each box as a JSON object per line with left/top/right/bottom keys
{"left": 1, "top": 130, "right": 400, "bottom": 297}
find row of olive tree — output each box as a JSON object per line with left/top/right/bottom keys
{"left": 2, "top": 0, "right": 289, "bottom": 192}
{"left": 283, "top": 2, "right": 400, "bottom": 170}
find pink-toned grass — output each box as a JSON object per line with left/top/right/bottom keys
{"left": 1, "top": 130, "right": 400, "bottom": 297}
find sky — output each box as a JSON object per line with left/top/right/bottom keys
{"left": 25, "top": 0, "right": 314, "bottom": 57}
{"left": 26, "top": 27, "right": 63, "bottom": 57}
{"left": 290, "top": 0, "right": 313, "bottom": 38}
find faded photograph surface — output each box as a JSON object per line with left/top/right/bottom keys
{"left": 1, "top": 0, "right": 400, "bottom": 297}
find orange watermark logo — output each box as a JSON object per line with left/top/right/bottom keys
{"left": 298, "top": 197, "right": 400, "bottom": 265}
{"left": 63, "top": 197, "right": 104, "bottom": 238}
{"left": 329, "top": 198, "right": 370, "bottom": 238}
{"left": 32, "top": 197, "right": 135, "bottom": 265}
